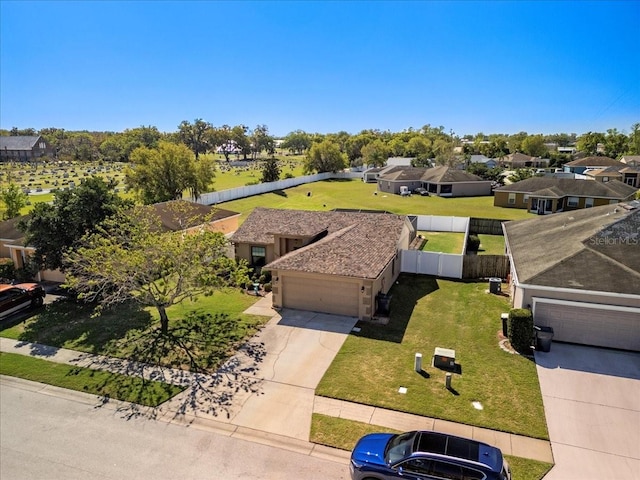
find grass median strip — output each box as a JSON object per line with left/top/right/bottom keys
{"left": 310, "top": 414, "right": 553, "bottom": 480}
{"left": 0, "top": 352, "right": 185, "bottom": 407}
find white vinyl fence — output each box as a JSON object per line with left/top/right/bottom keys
{"left": 401, "top": 250, "right": 465, "bottom": 278}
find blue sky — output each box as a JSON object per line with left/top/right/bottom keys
{"left": 1, "top": 1, "right": 638, "bottom": 137}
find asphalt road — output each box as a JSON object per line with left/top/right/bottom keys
{"left": 0, "top": 378, "right": 350, "bottom": 480}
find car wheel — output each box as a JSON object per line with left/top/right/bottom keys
{"left": 31, "top": 296, "right": 44, "bottom": 308}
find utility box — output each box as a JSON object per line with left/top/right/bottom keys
{"left": 433, "top": 347, "right": 456, "bottom": 370}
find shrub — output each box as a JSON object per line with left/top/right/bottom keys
{"left": 508, "top": 308, "right": 533, "bottom": 353}
{"left": 467, "top": 234, "right": 481, "bottom": 252}
{"left": 0, "top": 258, "right": 14, "bottom": 280}
{"left": 263, "top": 282, "right": 272, "bottom": 292}
{"left": 284, "top": 172, "right": 294, "bottom": 179}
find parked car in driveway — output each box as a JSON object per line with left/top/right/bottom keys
{"left": 0, "top": 283, "right": 46, "bottom": 319}
{"left": 414, "top": 187, "right": 429, "bottom": 196}
{"left": 350, "top": 430, "right": 510, "bottom": 480}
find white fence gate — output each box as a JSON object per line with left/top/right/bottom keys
{"left": 401, "top": 250, "right": 464, "bottom": 279}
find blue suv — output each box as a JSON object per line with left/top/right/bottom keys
{"left": 350, "top": 430, "right": 511, "bottom": 480}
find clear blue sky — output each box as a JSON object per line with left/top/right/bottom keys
{"left": 1, "top": 1, "right": 638, "bottom": 137}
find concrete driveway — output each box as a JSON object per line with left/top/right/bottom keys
{"left": 535, "top": 343, "right": 640, "bottom": 479}
{"left": 170, "top": 301, "right": 358, "bottom": 441}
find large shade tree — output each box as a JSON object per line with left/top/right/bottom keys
{"left": 20, "top": 176, "right": 129, "bottom": 270}
{"left": 178, "top": 119, "right": 212, "bottom": 160}
{"left": 0, "top": 183, "right": 28, "bottom": 219}
{"left": 126, "top": 141, "right": 215, "bottom": 203}
{"left": 63, "top": 203, "right": 250, "bottom": 334}
{"left": 303, "top": 139, "right": 347, "bottom": 174}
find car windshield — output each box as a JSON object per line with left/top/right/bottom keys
{"left": 385, "top": 431, "right": 417, "bottom": 464}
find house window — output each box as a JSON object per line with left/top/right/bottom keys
{"left": 625, "top": 177, "right": 637, "bottom": 187}
{"left": 567, "top": 197, "right": 579, "bottom": 207}
{"left": 39, "top": 142, "right": 46, "bottom": 149}
{"left": 531, "top": 198, "right": 538, "bottom": 211}
{"left": 508, "top": 193, "right": 516, "bottom": 205}
{"left": 602, "top": 176, "right": 609, "bottom": 182}
{"left": 523, "top": 194, "right": 529, "bottom": 204}
{"left": 585, "top": 197, "right": 594, "bottom": 208}
{"left": 251, "top": 246, "right": 266, "bottom": 267}
{"left": 440, "top": 184, "right": 452, "bottom": 194}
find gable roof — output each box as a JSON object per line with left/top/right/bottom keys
{"left": 620, "top": 155, "right": 640, "bottom": 166}
{"left": 0, "top": 136, "right": 42, "bottom": 150}
{"left": 377, "top": 165, "right": 484, "bottom": 183}
{"left": 565, "top": 156, "right": 619, "bottom": 167}
{"left": 231, "top": 208, "right": 410, "bottom": 278}
{"left": 496, "top": 177, "right": 637, "bottom": 199}
{"left": 504, "top": 203, "right": 640, "bottom": 295}
{"left": 0, "top": 216, "right": 27, "bottom": 243}
{"left": 506, "top": 152, "right": 536, "bottom": 163}
{"left": 142, "top": 200, "right": 240, "bottom": 232}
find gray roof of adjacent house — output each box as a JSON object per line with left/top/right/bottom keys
{"left": 231, "top": 208, "right": 409, "bottom": 278}
{"left": 503, "top": 203, "right": 640, "bottom": 295}
{"left": 0, "top": 136, "right": 41, "bottom": 150}
{"left": 378, "top": 166, "right": 484, "bottom": 183}
{"left": 469, "top": 155, "right": 495, "bottom": 164}
{"left": 0, "top": 216, "right": 27, "bottom": 244}
{"left": 496, "top": 178, "right": 637, "bottom": 199}
{"left": 565, "top": 156, "right": 619, "bottom": 167}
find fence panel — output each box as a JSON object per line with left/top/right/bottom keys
{"left": 462, "top": 255, "right": 510, "bottom": 279}
{"left": 416, "top": 215, "right": 469, "bottom": 232}
{"left": 469, "top": 218, "right": 507, "bottom": 235}
{"left": 400, "top": 250, "right": 463, "bottom": 279}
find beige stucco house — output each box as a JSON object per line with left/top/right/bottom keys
{"left": 230, "top": 208, "right": 415, "bottom": 320}
{"left": 503, "top": 202, "right": 640, "bottom": 351}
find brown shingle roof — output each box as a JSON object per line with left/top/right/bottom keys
{"left": 377, "top": 166, "right": 428, "bottom": 181}
{"left": 378, "top": 166, "right": 484, "bottom": 183}
{"left": 504, "top": 204, "right": 640, "bottom": 294}
{"left": 565, "top": 156, "right": 620, "bottom": 167}
{"left": 142, "top": 200, "right": 240, "bottom": 232}
{"left": 0, "top": 216, "right": 27, "bottom": 244}
{"left": 232, "top": 208, "right": 409, "bottom": 278}
{"left": 496, "top": 178, "right": 637, "bottom": 199}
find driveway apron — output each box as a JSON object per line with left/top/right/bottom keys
{"left": 535, "top": 343, "right": 640, "bottom": 479}
{"left": 167, "top": 302, "right": 357, "bottom": 441}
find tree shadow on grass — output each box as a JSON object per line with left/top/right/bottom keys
{"left": 15, "top": 298, "right": 154, "bottom": 357}
{"left": 353, "top": 274, "right": 440, "bottom": 344}
{"left": 77, "top": 312, "right": 267, "bottom": 421}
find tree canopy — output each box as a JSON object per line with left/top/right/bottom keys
{"left": 125, "top": 140, "right": 215, "bottom": 204}
{"left": 0, "top": 183, "right": 27, "bottom": 219}
{"left": 20, "top": 176, "right": 129, "bottom": 271}
{"left": 303, "top": 140, "right": 347, "bottom": 174}
{"left": 63, "top": 203, "right": 249, "bottom": 334}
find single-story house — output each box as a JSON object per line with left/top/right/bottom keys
{"left": 0, "top": 200, "right": 240, "bottom": 283}
{"left": 503, "top": 202, "right": 640, "bottom": 351}
{"left": 563, "top": 156, "right": 620, "bottom": 174}
{"left": 503, "top": 153, "right": 548, "bottom": 169}
{"left": 0, "top": 135, "right": 54, "bottom": 161}
{"left": 377, "top": 166, "right": 492, "bottom": 197}
{"left": 469, "top": 155, "right": 498, "bottom": 169}
{"left": 494, "top": 178, "right": 637, "bottom": 214}
{"left": 620, "top": 155, "right": 640, "bottom": 167}
{"left": 230, "top": 207, "right": 415, "bottom": 320}
{"left": 583, "top": 164, "right": 640, "bottom": 188}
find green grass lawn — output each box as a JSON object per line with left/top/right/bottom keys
{"left": 0, "top": 352, "right": 184, "bottom": 406}
{"left": 478, "top": 234, "right": 506, "bottom": 255}
{"left": 316, "top": 275, "right": 548, "bottom": 440}
{"left": 0, "top": 288, "right": 270, "bottom": 372}
{"left": 217, "top": 179, "right": 534, "bottom": 224}
{"left": 310, "top": 414, "right": 553, "bottom": 480}
{"left": 419, "top": 231, "right": 465, "bottom": 253}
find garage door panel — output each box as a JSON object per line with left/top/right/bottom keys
{"left": 534, "top": 300, "right": 640, "bottom": 351}
{"left": 282, "top": 276, "right": 358, "bottom": 317}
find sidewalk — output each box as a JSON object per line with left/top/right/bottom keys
{"left": 0, "top": 296, "right": 554, "bottom": 464}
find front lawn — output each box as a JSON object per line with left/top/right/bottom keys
{"left": 0, "top": 288, "right": 270, "bottom": 372}
{"left": 0, "top": 352, "right": 184, "bottom": 406}
{"left": 310, "top": 414, "right": 553, "bottom": 480}
{"left": 316, "top": 275, "right": 548, "bottom": 439}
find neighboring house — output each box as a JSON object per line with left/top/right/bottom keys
{"left": 0, "top": 135, "right": 53, "bottom": 161}
{"left": 563, "top": 156, "right": 620, "bottom": 174}
{"left": 363, "top": 166, "right": 388, "bottom": 183}
{"left": 377, "top": 166, "right": 492, "bottom": 197}
{"left": 386, "top": 157, "right": 415, "bottom": 167}
{"left": 503, "top": 202, "right": 640, "bottom": 351}
{"left": 469, "top": 155, "right": 498, "bottom": 169}
{"left": 0, "top": 200, "right": 240, "bottom": 283}
{"left": 494, "top": 178, "right": 637, "bottom": 214}
{"left": 584, "top": 164, "right": 640, "bottom": 188}
{"left": 230, "top": 207, "right": 415, "bottom": 320}
{"left": 620, "top": 155, "right": 640, "bottom": 167}
{"left": 557, "top": 146, "right": 577, "bottom": 155}
{"left": 503, "top": 152, "right": 548, "bottom": 169}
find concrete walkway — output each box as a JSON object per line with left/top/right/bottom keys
{"left": 0, "top": 294, "right": 553, "bottom": 464}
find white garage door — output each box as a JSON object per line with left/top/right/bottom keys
{"left": 282, "top": 275, "right": 359, "bottom": 317}
{"left": 533, "top": 298, "right": 640, "bottom": 351}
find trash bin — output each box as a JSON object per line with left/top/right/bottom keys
{"left": 489, "top": 278, "right": 502, "bottom": 294}
{"left": 534, "top": 325, "right": 554, "bottom": 352}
